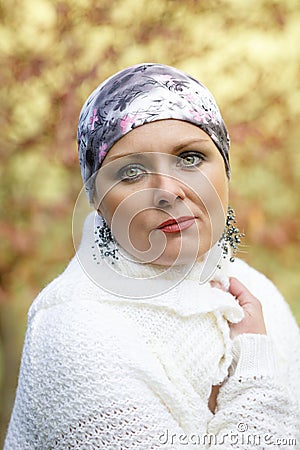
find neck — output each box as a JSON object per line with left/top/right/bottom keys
{"left": 77, "top": 212, "right": 231, "bottom": 298}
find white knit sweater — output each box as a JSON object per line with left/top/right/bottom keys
{"left": 4, "top": 213, "right": 300, "bottom": 449}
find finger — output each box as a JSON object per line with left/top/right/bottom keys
{"left": 229, "top": 277, "right": 258, "bottom": 307}
{"left": 210, "top": 280, "right": 226, "bottom": 291}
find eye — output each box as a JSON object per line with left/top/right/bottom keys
{"left": 118, "top": 164, "right": 147, "bottom": 182}
{"left": 177, "top": 151, "right": 205, "bottom": 168}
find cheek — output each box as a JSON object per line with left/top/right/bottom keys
{"left": 189, "top": 168, "right": 228, "bottom": 243}
{"left": 213, "top": 174, "right": 229, "bottom": 208}
{"left": 99, "top": 188, "right": 150, "bottom": 240}
{"left": 187, "top": 168, "right": 228, "bottom": 210}
{"left": 207, "top": 173, "right": 228, "bottom": 242}
{"left": 203, "top": 164, "right": 228, "bottom": 209}
{"left": 98, "top": 190, "right": 124, "bottom": 224}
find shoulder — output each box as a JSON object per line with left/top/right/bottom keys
{"left": 27, "top": 211, "right": 116, "bottom": 321}
{"left": 24, "top": 257, "right": 143, "bottom": 375}
{"left": 27, "top": 247, "right": 101, "bottom": 321}
{"left": 25, "top": 255, "right": 153, "bottom": 370}
{"left": 27, "top": 276, "right": 138, "bottom": 360}
{"left": 27, "top": 300, "right": 140, "bottom": 379}
{"left": 229, "top": 258, "right": 295, "bottom": 313}
{"left": 22, "top": 287, "right": 153, "bottom": 415}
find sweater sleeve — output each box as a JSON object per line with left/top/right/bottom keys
{"left": 4, "top": 299, "right": 300, "bottom": 450}
{"left": 207, "top": 334, "right": 300, "bottom": 449}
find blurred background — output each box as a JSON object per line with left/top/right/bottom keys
{"left": 1, "top": 0, "right": 299, "bottom": 444}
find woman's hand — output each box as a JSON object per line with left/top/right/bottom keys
{"left": 210, "top": 277, "right": 267, "bottom": 339}
{"left": 228, "top": 277, "right": 267, "bottom": 339}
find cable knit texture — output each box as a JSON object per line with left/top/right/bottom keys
{"left": 4, "top": 213, "right": 300, "bottom": 449}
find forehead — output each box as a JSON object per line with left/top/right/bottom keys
{"left": 102, "top": 119, "right": 214, "bottom": 162}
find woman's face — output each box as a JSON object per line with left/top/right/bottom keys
{"left": 95, "top": 119, "right": 228, "bottom": 266}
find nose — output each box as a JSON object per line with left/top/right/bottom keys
{"left": 152, "top": 173, "right": 185, "bottom": 208}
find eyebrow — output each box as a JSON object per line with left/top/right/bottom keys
{"left": 104, "top": 152, "right": 146, "bottom": 163}
{"left": 173, "top": 138, "right": 211, "bottom": 152}
{"left": 104, "top": 137, "right": 211, "bottom": 163}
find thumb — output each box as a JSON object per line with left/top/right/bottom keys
{"left": 228, "top": 277, "right": 267, "bottom": 336}
{"left": 229, "top": 277, "right": 257, "bottom": 307}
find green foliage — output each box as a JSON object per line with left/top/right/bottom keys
{"left": 1, "top": 0, "right": 299, "bottom": 443}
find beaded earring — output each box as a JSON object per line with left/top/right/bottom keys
{"left": 219, "top": 206, "right": 244, "bottom": 263}
{"left": 92, "top": 216, "right": 119, "bottom": 264}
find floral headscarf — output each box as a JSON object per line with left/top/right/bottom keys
{"left": 77, "top": 63, "right": 230, "bottom": 203}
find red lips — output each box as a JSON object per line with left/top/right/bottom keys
{"left": 157, "top": 216, "right": 196, "bottom": 233}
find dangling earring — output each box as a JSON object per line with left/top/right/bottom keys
{"left": 92, "top": 215, "right": 119, "bottom": 264}
{"left": 219, "top": 206, "right": 244, "bottom": 263}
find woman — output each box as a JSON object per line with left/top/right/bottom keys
{"left": 4, "top": 64, "right": 299, "bottom": 449}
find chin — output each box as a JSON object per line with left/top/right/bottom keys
{"left": 151, "top": 246, "right": 203, "bottom": 267}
